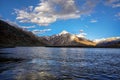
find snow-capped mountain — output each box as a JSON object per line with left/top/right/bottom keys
{"left": 39, "top": 30, "right": 120, "bottom": 47}
{"left": 95, "top": 37, "right": 120, "bottom": 47}
{"left": 40, "top": 30, "right": 96, "bottom": 47}
{"left": 58, "top": 30, "right": 69, "bottom": 35}
{"left": 94, "top": 37, "right": 120, "bottom": 43}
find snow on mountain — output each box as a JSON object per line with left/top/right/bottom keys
{"left": 94, "top": 37, "right": 120, "bottom": 43}
{"left": 40, "top": 30, "right": 95, "bottom": 46}
{"left": 39, "top": 30, "right": 120, "bottom": 47}
{"left": 95, "top": 37, "right": 120, "bottom": 47}
{"left": 58, "top": 30, "right": 69, "bottom": 35}
{"left": 76, "top": 34, "right": 86, "bottom": 38}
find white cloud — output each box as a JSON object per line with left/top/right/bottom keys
{"left": 21, "top": 25, "right": 35, "bottom": 29}
{"left": 84, "top": 25, "right": 88, "bottom": 28}
{"left": 115, "top": 12, "right": 120, "bottom": 20}
{"left": 106, "top": 0, "right": 119, "bottom": 4}
{"left": 115, "top": 12, "right": 120, "bottom": 16}
{"left": 105, "top": 0, "right": 120, "bottom": 8}
{"left": 76, "top": 30, "right": 87, "bottom": 38}
{"left": 76, "top": 33, "right": 87, "bottom": 38}
{"left": 90, "top": 19, "right": 98, "bottom": 23}
{"left": 3, "top": 19, "right": 37, "bottom": 31}
{"left": 112, "top": 3, "right": 120, "bottom": 8}
{"left": 32, "top": 29, "right": 52, "bottom": 34}
{"left": 15, "top": 0, "right": 98, "bottom": 26}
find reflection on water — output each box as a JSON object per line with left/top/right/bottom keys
{"left": 0, "top": 47, "right": 120, "bottom": 80}
{"left": 15, "top": 71, "right": 56, "bottom": 80}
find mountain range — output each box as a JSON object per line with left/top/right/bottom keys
{"left": 0, "top": 20, "right": 120, "bottom": 48}
{"left": 39, "top": 30, "right": 96, "bottom": 47}
{"left": 95, "top": 37, "right": 120, "bottom": 47}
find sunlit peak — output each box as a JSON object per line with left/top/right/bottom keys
{"left": 59, "top": 30, "right": 69, "bottom": 35}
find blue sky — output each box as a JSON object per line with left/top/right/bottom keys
{"left": 0, "top": 0, "right": 120, "bottom": 40}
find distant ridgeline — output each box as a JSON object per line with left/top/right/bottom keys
{"left": 0, "top": 19, "right": 120, "bottom": 48}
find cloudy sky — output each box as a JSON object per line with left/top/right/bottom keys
{"left": 0, "top": 0, "right": 120, "bottom": 39}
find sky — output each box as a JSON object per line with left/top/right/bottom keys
{"left": 0, "top": 0, "right": 120, "bottom": 40}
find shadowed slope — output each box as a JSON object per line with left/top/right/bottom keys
{"left": 0, "top": 20, "right": 45, "bottom": 47}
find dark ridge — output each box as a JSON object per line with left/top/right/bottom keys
{"left": 0, "top": 19, "right": 46, "bottom": 47}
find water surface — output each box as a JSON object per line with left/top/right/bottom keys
{"left": 0, "top": 47, "right": 120, "bottom": 80}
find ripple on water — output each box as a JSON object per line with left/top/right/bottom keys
{"left": 0, "top": 47, "right": 120, "bottom": 80}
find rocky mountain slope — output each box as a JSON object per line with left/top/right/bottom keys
{"left": 40, "top": 30, "right": 96, "bottom": 47}
{"left": 0, "top": 20, "right": 45, "bottom": 47}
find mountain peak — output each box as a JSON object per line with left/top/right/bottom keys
{"left": 59, "top": 30, "right": 69, "bottom": 35}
